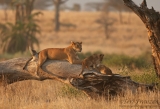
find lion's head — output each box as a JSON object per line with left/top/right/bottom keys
{"left": 71, "top": 41, "right": 82, "bottom": 52}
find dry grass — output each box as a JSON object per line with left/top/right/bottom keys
{"left": 0, "top": 10, "right": 159, "bottom": 109}
{"left": 0, "top": 80, "right": 159, "bottom": 109}
{"left": 0, "top": 10, "right": 151, "bottom": 56}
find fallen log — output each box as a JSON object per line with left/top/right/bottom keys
{"left": 0, "top": 58, "right": 157, "bottom": 99}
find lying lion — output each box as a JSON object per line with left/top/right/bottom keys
{"left": 23, "top": 41, "right": 83, "bottom": 77}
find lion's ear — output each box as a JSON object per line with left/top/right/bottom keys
{"left": 71, "top": 41, "right": 75, "bottom": 45}
{"left": 79, "top": 42, "right": 82, "bottom": 44}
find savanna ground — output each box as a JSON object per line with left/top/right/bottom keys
{"left": 0, "top": 10, "right": 160, "bottom": 109}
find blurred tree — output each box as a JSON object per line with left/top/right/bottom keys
{"left": 105, "top": 0, "right": 130, "bottom": 24}
{"left": 85, "top": 2, "right": 104, "bottom": 11}
{"left": 85, "top": 1, "right": 115, "bottom": 39}
{"left": 0, "top": 0, "right": 11, "bottom": 21}
{"left": 60, "top": 3, "right": 81, "bottom": 11}
{"left": 96, "top": 6, "right": 116, "bottom": 39}
{"left": 12, "top": 0, "right": 35, "bottom": 23}
{"left": 34, "top": 0, "right": 52, "bottom": 10}
{"left": 73, "top": 3, "right": 81, "bottom": 11}
{"left": 0, "top": 0, "right": 10, "bottom": 6}
{"left": 0, "top": 0, "right": 41, "bottom": 53}
{"left": 53, "top": 0, "right": 68, "bottom": 31}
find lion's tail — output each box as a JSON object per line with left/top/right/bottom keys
{"left": 29, "top": 46, "right": 37, "bottom": 56}
{"left": 23, "top": 46, "right": 38, "bottom": 70}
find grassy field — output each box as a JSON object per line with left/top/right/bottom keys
{"left": 0, "top": 10, "right": 160, "bottom": 109}
{"left": 0, "top": 53, "right": 159, "bottom": 109}
{"left": 0, "top": 73, "right": 159, "bottom": 109}
{"left": 0, "top": 10, "right": 151, "bottom": 56}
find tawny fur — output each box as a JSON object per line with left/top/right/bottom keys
{"left": 97, "top": 65, "right": 113, "bottom": 75}
{"left": 79, "top": 54, "right": 104, "bottom": 76}
{"left": 23, "top": 41, "right": 83, "bottom": 77}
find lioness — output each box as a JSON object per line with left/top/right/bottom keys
{"left": 97, "top": 65, "right": 113, "bottom": 75}
{"left": 79, "top": 54, "right": 104, "bottom": 76}
{"left": 23, "top": 41, "right": 83, "bottom": 76}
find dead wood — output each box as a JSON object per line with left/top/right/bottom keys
{"left": 0, "top": 58, "right": 157, "bottom": 99}
{"left": 123, "top": 0, "right": 160, "bottom": 78}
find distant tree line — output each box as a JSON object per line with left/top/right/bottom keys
{"left": 0, "top": 0, "right": 131, "bottom": 53}
{"left": 0, "top": 0, "right": 78, "bottom": 53}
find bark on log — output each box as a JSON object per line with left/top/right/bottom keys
{"left": 123, "top": 0, "right": 160, "bottom": 78}
{"left": 0, "top": 58, "right": 157, "bottom": 99}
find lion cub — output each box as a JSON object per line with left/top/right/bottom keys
{"left": 97, "top": 65, "right": 113, "bottom": 75}
{"left": 79, "top": 54, "right": 104, "bottom": 76}
{"left": 23, "top": 41, "right": 83, "bottom": 77}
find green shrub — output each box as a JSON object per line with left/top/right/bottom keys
{"left": 103, "top": 53, "right": 152, "bottom": 69}
{"left": 79, "top": 52, "right": 92, "bottom": 59}
{"left": 79, "top": 51, "right": 152, "bottom": 69}
{"left": 0, "top": 12, "right": 41, "bottom": 53}
{"left": 131, "top": 67, "right": 159, "bottom": 83}
{"left": 119, "top": 66, "right": 160, "bottom": 88}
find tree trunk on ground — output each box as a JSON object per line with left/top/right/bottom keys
{"left": 123, "top": 0, "right": 160, "bottom": 78}
{"left": 0, "top": 58, "right": 156, "bottom": 99}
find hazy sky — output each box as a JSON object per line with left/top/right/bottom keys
{"left": 65, "top": 0, "right": 160, "bottom": 11}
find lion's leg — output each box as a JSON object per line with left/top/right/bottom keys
{"left": 67, "top": 55, "right": 82, "bottom": 65}
{"left": 79, "top": 64, "right": 85, "bottom": 76}
{"left": 36, "top": 53, "right": 47, "bottom": 76}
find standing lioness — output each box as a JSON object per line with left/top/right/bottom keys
{"left": 23, "top": 41, "right": 83, "bottom": 76}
